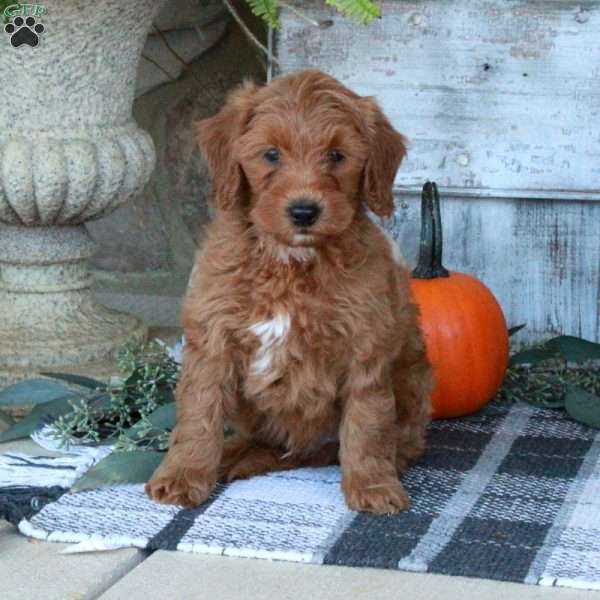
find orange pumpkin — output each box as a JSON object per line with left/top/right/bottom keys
{"left": 410, "top": 182, "right": 509, "bottom": 419}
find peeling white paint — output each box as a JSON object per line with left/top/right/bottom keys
{"left": 277, "top": 0, "right": 600, "bottom": 201}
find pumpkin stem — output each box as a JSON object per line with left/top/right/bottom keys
{"left": 412, "top": 181, "right": 450, "bottom": 279}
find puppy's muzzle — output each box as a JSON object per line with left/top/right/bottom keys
{"left": 287, "top": 200, "right": 321, "bottom": 228}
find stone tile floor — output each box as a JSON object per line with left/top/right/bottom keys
{"left": 2, "top": 291, "right": 600, "bottom": 599}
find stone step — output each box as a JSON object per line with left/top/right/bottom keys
{"left": 98, "top": 551, "right": 600, "bottom": 600}
{"left": 0, "top": 521, "right": 144, "bottom": 600}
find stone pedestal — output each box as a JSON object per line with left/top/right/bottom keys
{"left": 0, "top": 0, "right": 166, "bottom": 383}
{"left": 0, "top": 226, "right": 146, "bottom": 371}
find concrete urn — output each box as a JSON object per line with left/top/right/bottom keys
{"left": 0, "top": 0, "right": 166, "bottom": 383}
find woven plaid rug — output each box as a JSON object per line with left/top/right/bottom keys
{"left": 1, "top": 401, "right": 600, "bottom": 590}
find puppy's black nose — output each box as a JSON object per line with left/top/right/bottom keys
{"left": 287, "top": 201, "right": 321, "bottom": 227}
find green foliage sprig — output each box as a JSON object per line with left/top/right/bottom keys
{"left": 247, "top": 0, "right": 280, "bottom": 28}
{"left": 48, "top": 342, "right": 180, "bottom": 452}
{"left": 324, "top": 0, "right": 381, "bottom": 24}
{"left": 248, "top": 0, "right": 381, "bottom": 29}
{"left": 499, "top": 364, "right": 600, "bottom": 408}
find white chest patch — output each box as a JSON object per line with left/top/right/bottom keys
{"left": 274, "top": 244, "right": 317, "bottom": 264}
{"left": 376, "top": 223, "right": 408, "bottom": 268}
{"left": 248, "top": 313, "right": 291, "bottom": 375}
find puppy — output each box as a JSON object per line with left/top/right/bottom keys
{"left": 146, "top": 70, "right": 433, "bottom": 514}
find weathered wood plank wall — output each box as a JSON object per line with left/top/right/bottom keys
{"left": 276, "top": 0, "right": 600, "bottom": 344}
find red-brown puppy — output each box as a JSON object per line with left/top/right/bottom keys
{"left": 146, "top": 70, "right": 432, "bottom": 513}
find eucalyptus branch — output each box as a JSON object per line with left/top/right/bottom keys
{"left": 48, "top": 341, "right": 181, "bottom": 450}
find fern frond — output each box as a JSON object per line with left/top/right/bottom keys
{"left": 246, "top": 0, "right": 281, "bottom": 29}
{"left": 325, "top": 0, "right": 381, "bottom": 24}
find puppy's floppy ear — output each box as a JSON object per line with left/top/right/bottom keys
{"left": 360, "top": 97, "right": 407, "bottom": 218}
{"left": 195, "top": 81, "right": 259, "bottom": 210}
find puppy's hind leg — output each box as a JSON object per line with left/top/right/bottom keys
{"left": 393, "top": 347, "right": 433, "bottom": 474}
{"left": 219, "top": 436, "right": 339, "bottom": 482}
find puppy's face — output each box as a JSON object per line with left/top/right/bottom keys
{"left": 197, "top": 71, "right": 407, "bottom": 248}
{"left": 238, "top": 103, "right": 369, "bottom": 247}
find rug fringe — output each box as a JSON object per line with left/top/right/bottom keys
{"left": 0, "top": 452, "right": 94, "bottom": 488}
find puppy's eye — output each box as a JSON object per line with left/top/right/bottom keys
{"left": 263, "top": 148, "right": 280, "bottom": 163}
{"left": 328, "top": 149, "right": 345, "bottom": 163}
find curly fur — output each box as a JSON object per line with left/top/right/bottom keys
{"left": 146, "top": 70, "right": 433, "bottom": 514}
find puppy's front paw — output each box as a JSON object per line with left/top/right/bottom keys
{"left": 343, "top": 475, "right": 410, "bottom": 514}
{"left": 146, "top": 463, "right": 216, "bottom": 508}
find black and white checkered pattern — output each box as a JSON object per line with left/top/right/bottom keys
{"left": 2, "top": 401, "right": 600, "bottom": 589}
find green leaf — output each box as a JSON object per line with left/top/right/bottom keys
{"left": 40, "top": 372, "right": 108, "bottom": 391}
{"left": 546, "top": 336, "right": 600, "bottom": 363}
{"left": 247, "top": 0, "right": 280, "bottom": 29}
{"left": 565, "top": 387, "right": 600, "bottom": 429}
{"left": 122, "top": 402, "right": 176, "bottom": 440}
{"left": 72, "top": 451, "right": 164, "bottom": 492}
{"left": 0, "top": 391, "right": 112, "bottom": 443}
{"left": 0, "top": 378, "right": 76, "bottom": 408}
{"left": 0, "top": 394, "right": 80, "bottom": 442}
{"left": 325, "top": 0, "right": 381, "bottom": 24}
{"left": 509, "top": 335, "right": 600, "bottom": 367}
{"left": 508, "top": 324, "right": 526, "bottom": 337}
{"left": 509, "top": 346, "right": 558, "bottom": 367}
